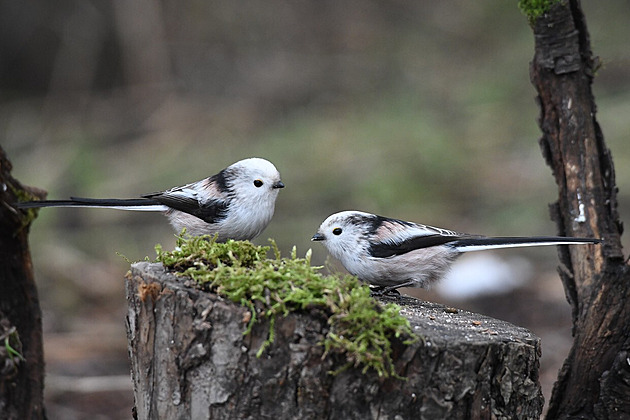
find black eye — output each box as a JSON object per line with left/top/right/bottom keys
{"left": 332, "top": 227, "right": 342, "bottom": 236}
{"left": 253, "top": 179, "right": 263, "bottom": 188}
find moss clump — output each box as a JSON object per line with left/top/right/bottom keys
{"left": 518, "top": 0, "right": 562, "bottom": 23}
{"left": 10, "top": 184, "right": 42, "bottom": 230}
{"left": 155, "top": 234, "right": 417, "bottom": 378}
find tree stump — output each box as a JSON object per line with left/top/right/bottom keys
{"left": 125, "top": 262, "right": 543, "bottom": 419}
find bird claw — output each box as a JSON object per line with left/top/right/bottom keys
{"left": 370, "top": 286, "right": 401, "bottom": 297}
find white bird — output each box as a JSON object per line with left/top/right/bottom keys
{"left": 312, "top": 210, "right": 601, "bottom": 293}
{"left": 17, "top": 157, "right": 284, "bottom": 241}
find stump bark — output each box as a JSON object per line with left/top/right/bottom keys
{"left": 125, "top": 262, "right": 543, "bottom": 419}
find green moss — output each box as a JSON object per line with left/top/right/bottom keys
{"left": 9, "top": 183, "right": 41, "bottom": 229}
{"left": 1, "top": 326, "right": 25, "bottom": 376}
{"left": 518, "top": 0, "right": 562, "bottom": 23}
{"left": 155, "top": 234, "right": 418, "bottom": 378}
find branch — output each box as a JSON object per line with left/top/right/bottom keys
{"left": 0, "top": 145, "right": 47, "bottom": 419}
{"left": 527, "top": 1, "right": 630, "bottom": 418}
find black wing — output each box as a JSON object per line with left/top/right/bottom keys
{"left": 369, "top": 234, "right": 467, "bottom": 258}
{"left": 142, "top": 171, "right": 233, "bottom": 224}
{"left": 367, "top": 215, "right": 471, "bottom": 258}
{"left": 145, "top": 193, "right": 228, "bottom": 224}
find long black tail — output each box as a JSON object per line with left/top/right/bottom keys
{"left": 451, "top": 236, "right": 601, "bottom": 252}
{"left": 17, "top": 196, "right": 166, "bottom": 211}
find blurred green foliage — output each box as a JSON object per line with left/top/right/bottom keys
{"left": 1, "top": 0, "right": 628, "bottom": 326}
{"left": 1, "top": 4, "right": 628, "bottom": 415}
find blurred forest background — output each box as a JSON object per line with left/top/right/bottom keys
{"left": 2, "top": 1, "right": 629, "bottom": 418}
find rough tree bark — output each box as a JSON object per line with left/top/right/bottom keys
{"left": 528, "top": 1, "right": 630, "bottom": 418}
{"left": 0, "top": 145, "right": 47, "bottom": 419}
{"left": 126, "top": 262, "right": 544, "bottom": 419}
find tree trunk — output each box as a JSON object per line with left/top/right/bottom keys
{"left": 528, "top": 1, "right": 630, "bottom": 418}
{"left": 126, "top": 262, "right": 543, "bottom": 419}
{"left": 0, "top": 145, "right": 47, "bottom": 419}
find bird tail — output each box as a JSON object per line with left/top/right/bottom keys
{"left": 451, "top": 236, "right": 602, "bottom": 253}
{"left": 16, "top": 197, "right": 168, "bottom": 212}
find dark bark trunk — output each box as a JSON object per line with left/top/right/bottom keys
{"left": 126, "top": 262, "right": 544, "bottom": 419}
{"left": 0, "top": 145, "right": 47, "bottom": 419}
{"left": 528, "top": 1, "right": 630, "bottom": 418}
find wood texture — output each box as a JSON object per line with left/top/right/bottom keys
{"left": 529, "top": 2, "right": 630, "bottom": 419}
{"left": 0, "top": 145, "right": 47, "bottom": 420}
{"left": 126, "top": 262, "right": 543, "bottom": 419}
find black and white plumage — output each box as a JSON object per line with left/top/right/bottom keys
{"left": 312, "top": 210, "right": 601, "bottom": 291}
{"left": 17, "top": 157, "right": 285, "bottom": 241}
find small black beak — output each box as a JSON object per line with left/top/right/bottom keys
{"left": 311, "top": 232, "right": 325, "bottom": 241}
{"left": 272, "top": 181, "right": 285, "bottom": 189}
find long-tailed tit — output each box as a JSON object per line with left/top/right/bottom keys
{"left": 312, "top": 210, "right": 601, "bottom": 292}
{"left": 17, "top": 157, "right": 284, "bottom": 241}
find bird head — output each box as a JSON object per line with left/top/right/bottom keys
{"left": 228, "top": 158, "right": 284, "bottom": 204}
{"left": 311, "top": 210, "right": 375, "bottom": 260}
